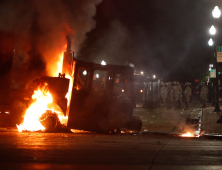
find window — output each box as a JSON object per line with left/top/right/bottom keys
{"left": 113, "top": 73, "right": 132, "bottom": 97}
{"left": 74, "top": 68, "right": 90, "bottom": 90}
{"left": 92, "top": 70, "right": 108, "bottom": 91}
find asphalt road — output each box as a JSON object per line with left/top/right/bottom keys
{"left": 1, "top": 129, "right": 222, "bottom": 170}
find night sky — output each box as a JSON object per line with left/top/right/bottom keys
{"left": 79, "top": 0, "right": 222, "bottom": 83}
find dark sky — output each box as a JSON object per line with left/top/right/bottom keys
{"left": 79, "top": 0, "right": 222, "bottom": 83}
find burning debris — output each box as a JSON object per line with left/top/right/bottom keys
{"left": 40, "top": 110, "right": 71, "bottom": 133}
{"left": 40, "top": 110, "right": 60, "bottom": 130}
{"left": 17, "top": 84, "right": 52, "bottom": 132}
{"left": 16, "top": 82, "right": 70, "bottom": 133}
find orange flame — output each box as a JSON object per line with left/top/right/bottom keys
{"left": 181, "top": 132, "right": 199, "bottom": 138}
{"left": 65, "top": 74, "right": 74, "bottom": 107}
{"left": 56, "top": 52, "right": 64, "bottom": 76}
{"left": 17, "top": 41, "right": 74, "bottom": 132}
{"left": 17, "top": 84, "right": 53, "bottom": 132}
{"left": 17, "top": 26, "right": 75, "bottom": 132}
{"left": 49, "top": 44, "right": 67, "bottom": 77}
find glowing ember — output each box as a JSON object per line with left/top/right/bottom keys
{"left": 70, "top": 129, "right": 91, "bottom": 133}
{"left": 17, "top": 84, "right": 53, "bottom": 132}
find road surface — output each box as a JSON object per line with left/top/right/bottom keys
{"left": 0, "top": 129, "right": 222, "bottom": 170}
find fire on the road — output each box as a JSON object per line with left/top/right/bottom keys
{"left": 181, "top": 132, "right": 200, "bottom": 138}
{"left": 17, "top": 84, "right": 52, "bottom": 132}
{"left": 182, "top": 132, "right": 193, "bottom": 137}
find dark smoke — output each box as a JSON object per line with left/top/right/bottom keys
{"left": 28, "top": 12, "right": 46, "bottom": 74}
{"left": 85, "top": 20, "right": 131, "bottom": 64}
{"left": 79, "top": 0, "right": 222, "bottom": 83}
{"left": 0, "top": 0, "right": 102, "bottom": 88}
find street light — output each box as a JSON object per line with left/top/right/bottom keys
{"left": 212, "top": 6, "right": 221, "bottom": 18}
{"left": 153, "top": 75, "right": 156, "bottom": 79}
{"left": 209, "top": 25, "right": 216, "bottom": 35}
{"left": 101, "top": 60, "right": 106, "bottom": 65}
{"left": 211, "top": 6, "right": 221, "bottom": 112}
{"left": 208, "top": 38, "right": 214, "bottom": 46}
{"left": 129, "top": 63, "right": 134, "bottom": 68}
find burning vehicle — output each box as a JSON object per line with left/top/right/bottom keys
{"left": 1, "top": 35, "right": 141, "bottom": 133}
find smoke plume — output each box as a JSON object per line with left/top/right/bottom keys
{"left": 0, "top": 0, "right": 102, "bottom": 88}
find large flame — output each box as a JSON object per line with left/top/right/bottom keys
{"left": 49, "top": 45, "right": 66, "bottom": 77}
{"left": 17, "top": 84, "right": 53, "bottom": 132}
{"left": 17, "top": 41, "right": 74, "bottom": 132}
{"left": 17, "top": 24, "right": 74, "bottom": 132}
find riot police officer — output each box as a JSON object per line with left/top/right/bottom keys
{"left": 166, "top": 82, "right": 174, "bottom": 109}
{"left": 160, "top": 83, "right": 169, "bottom": 108}
{"left": 184, "top": 82, "right": 192, "bottom": 109}
{"left": 200, "top": 82, "right": 208, "bottom": 108}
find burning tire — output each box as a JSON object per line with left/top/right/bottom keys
{"left": 39, "top": 110, "right": 71, "bottom": 133}
{"left": 39, "top": 110, "right": 59, "bottom": 130}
